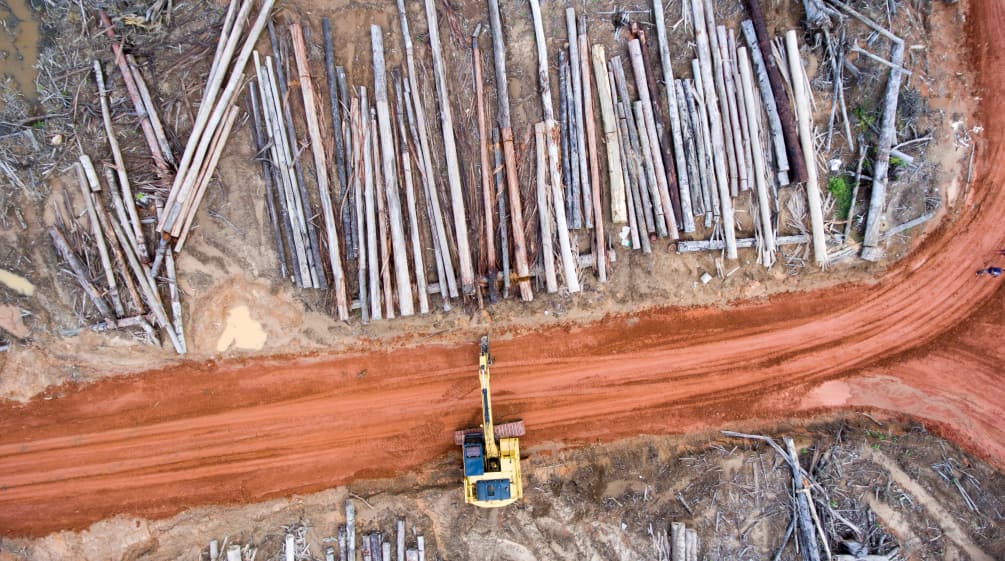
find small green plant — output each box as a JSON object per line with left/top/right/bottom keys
{"left": 828, "top": 176, "right": 853, "bottom": 220}
{"left": 854, "top": 105, "right": 877, "bottom": 130}
{"left": 890, "top": 156, "right": 906, "bottom": 169}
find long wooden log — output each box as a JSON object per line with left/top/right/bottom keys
{"left": 739, "top": 47, "right": 775, "bottom": 267}
{"left": 125, "top": 55, "right": 174, "bottom": 171}
{"left": 293, "top": 22, "right": 350, "bottom": 319}
{"left": 371, "top": 25, "right": 414, "bottom": 316}
{"left": 628, "top": 39, "right": 678, "bottom": 239}
{"left": 617, "top": 99, "right": 651, "bottom": 253}
{"left": 162, "top": 0, "right": 275, "bottom": 234}
{"left": 246, "top": 87, "right": 290, "bottom": 282}
{"left": 785, "top": 30, "right": 827, "bottom": 265}
{"left": 473, "top": 34, "right": 497, "bottom": 284}
{"left": 567, "top": 9, "right": 592, "bottom": 229}
{"left": 351, "top": 98, "right": 369, "bottom": 324}
{"left": 861, "top": 41, "right": 906, "bottom": 262}
{"left": 97, "top": 12, "right": 171, "bottom": 177}
{"left": 675, "top": 79, "right": 703, "bottom": 216}
{"left": 633, "top": 101, "right": 670, "bottom": 239}
{"left": 616, "top": 75, "right": 657, "bottom": 236}
{"left": 579, "top": 30, "right": 605, "bottom": 281}
{"left": 491, "top": 129, "right": 511, "bottom": 297}
{"left": 254, "top": 53, "right": 312, "bottom": 286}
{"left": 590, "top": 45, "right": 627, "bottom": 225}
{"left": 164, "top": 244, "right": 186, "bottom": 353}
{"left": 338, "top": 67, "right": 357, "bottom": 260}
{"left": 372, "top": 112, "right": 395, "bottom": 319}
{"left": 534, "top": 122, "right": 558, "bottom": 293}
{"left": 362, "top": 90, "right": 382, "bottom": 320}
{"left": 743, "top": 0, "right": 806, "bottom": 184}
{"left": 690, "top": 0, "right": 736, "bottom": 258}
{"left": 402, "top": 78, "right": 451, "bottom": 311}
{"left": 528, "top": 0, "right": 580, "bottom": 293}
{"left": 741, "top": 20, "right": 791, "bottom": 186}
{"left": 89, "top": 170, "right": 143, "bottom": 315}
{"left": 738, "top": 47, "right": 777, "bottom": 266}
{"left": 558, "top": 52, "right": 578, "bottom": 229}
{"left": 94, "top": 60, "right": 149, "bottom": 264}
{"left": 398, "top": 0, "right": 457, "bottom": 300}
{"left": 652, "top": 0, "right": 694, "bottom": 232}
{"left": 702, "top": 1, "right": 739, "bottom": 197}
{"left": 687, "top": 72, "right": 718, "bottom": 221}
{"left": 718, "top": 25, "right": 749, "bottom": 195}
{"left": 612, "top": 59, "right": 659, "bottom": 236}
{"left": 671, "top": 522, "right": 685, "bottom": 561}
{"left": 175, "top": 104, "right": 241, "bottom": 253}
{"left": 322, "top": 18, "right": 354, "bottom": 261}
{"left": 421, "top": 0, "right": 475, "bottom": 294}
{"left": 487, "top": 0, "right": 533, "bottom": 301}
{"left": 677, "top": 234, "right": 808, "bottom": 252}
{"left": 105, "top": 212, "right": 184, "bottom": 353}
{"left": 393, "top": 74, "right": 430, "bottom": 315}
{"left": 49, "top": 226, "right": 115, "bottom": 321}
{"left": 76, "top": 157, "right": 123, "bottom": 317}
{"left": 271, "top": 29, "right": 325, "bottom": 288}
{"left": 729, "top": 28, "right": 755, "bottom": 191}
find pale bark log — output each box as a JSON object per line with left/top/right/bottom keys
{"left": 371, "top": 25, "right": 414, "bottom": 316}
{"left": 293, "top": 23, "right": 349, "bottom": 319}
{"left": 422, "top": 0, "right": 475, "bottom": 293}
{"left": 579, "top": 32, "right": 606, "bottom": 281}
{"left": 718, "top": 25, "right": 749, "bottom": 195}
{"left": 175, "top": 105, "right": 240, "bottom": 253}
{"left": 373, "top": 113, "right": 395, "bottom": 319}
{"left": 738, "top": 47, "right": 777, "bottom": 266}
{"left": 652, "top": 0, "right": 695, "bottom": 232}
{"left": 486, "top": 0, "right": 533, "bottom": 301}
{"left": 567, "top": 10, "right": 592, "bottom": 229}
{"left": 535, "top": 122, "right": 558, "bottom": 293}
{"left": 473, "top": 35, "right": 497, "bottom": 280}
{"left": 628, "top": 39, "right": 678, "bottom": 239}
{"left": 740, "top": 20, "right": 791, "bottom": 186}
{"left": 351, "top": 98, "right": 370, "bottom": 323}
{"left": 362, "top": 91, "right": 382, "bottom": 320}
{"left": 393, "top": 75, "right": 430, "bottom": 314}
{"left": 76, "top": 156, "right": 123, "bottom": 317}
{"left": 162, "top": 0, "right": 275, "bottom": 234}
{"left": 94, "top": 60, "right": 149, "bottom": 264}
{"left": 861, "top": 41, "right": 906, "bottom": 262}
{"left": 396, "top": 0, "right": 460, "bottom": 299}
{"left": 590, "top": 45, "right": 627, "bottom": 225}
{"left": 527, "top": 0, "right": 580, "bottom": 293}
{"left": 785, "top": 31, "right": 827, "bottom": 265}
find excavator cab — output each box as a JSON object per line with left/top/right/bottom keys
{"left": 455, "top": 336, "right": 524, "bottom": 507}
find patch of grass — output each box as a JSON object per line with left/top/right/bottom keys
{"left": 828, "top": 175, "right": 853, "bottom": 220}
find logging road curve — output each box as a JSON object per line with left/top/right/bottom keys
{"left": 1, "top": 0, "right": 1004, "bottom": 538}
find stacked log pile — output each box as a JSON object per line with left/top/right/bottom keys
{"left": 200, "top": 505, "right": 429, "bottom": 561}
{"left": 48, "top": 0, "right": 931, "bottom": 341}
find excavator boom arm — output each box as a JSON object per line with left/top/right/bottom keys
{"left": 479, "top": 336, "right": 499, "bottom": 458}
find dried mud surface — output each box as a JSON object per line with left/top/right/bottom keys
{"left": 0, "top": 0, "right": 1002, "bottom": 541}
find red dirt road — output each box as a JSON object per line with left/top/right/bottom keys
{"left": 2, "top": 1, "right": 1004, "bottom": 539}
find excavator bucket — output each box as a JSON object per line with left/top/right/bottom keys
{"left": 454, "top": 420, "right": 526, "bottom": 446}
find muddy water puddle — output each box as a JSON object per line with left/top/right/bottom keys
{"left": 0, "top": 0, "right": 41, "bottom": 111}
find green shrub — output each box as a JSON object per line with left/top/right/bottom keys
{"left": 828, "top": 176, "right": 853, "bottom": 220}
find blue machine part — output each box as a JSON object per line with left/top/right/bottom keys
{"left": 463, "top": 438, "right": 485, "bottom": 477}
{"left": 476, "top": 479, "right": 511, "bottom": 502}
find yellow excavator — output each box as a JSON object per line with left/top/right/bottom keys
{"left": 454, "top": 336, "right": 524, "bottom": 507}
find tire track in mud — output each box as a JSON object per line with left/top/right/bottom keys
{"left": 1, "top": 0, "right": 1004, "bottom": 539}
